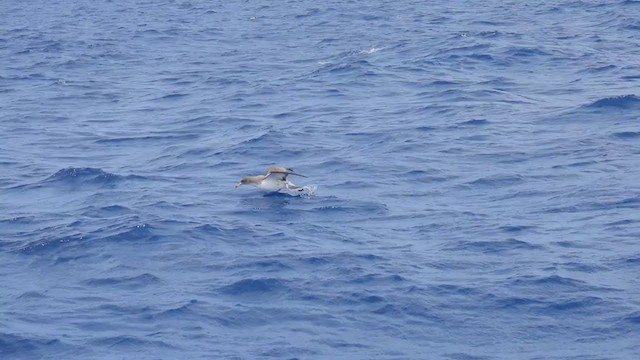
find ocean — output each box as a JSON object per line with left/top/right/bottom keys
{"left": 1, "top": 0, "right": 640, "bottom": 359}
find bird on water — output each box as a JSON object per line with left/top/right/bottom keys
{"left": 236, "top": 166, "right": 307, "bottom": 192}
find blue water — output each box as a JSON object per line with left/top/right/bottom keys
{"left": 2, "top": 0, "right": 640, "bottom": 359}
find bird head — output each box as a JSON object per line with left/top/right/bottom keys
{"left": 235, "top": 177, "right": 249, "bottom": 188}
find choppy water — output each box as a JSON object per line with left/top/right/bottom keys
{"left": 2, "top": 1, "right": 640, "bottom": 359}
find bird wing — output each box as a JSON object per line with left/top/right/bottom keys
{"left": 266, "top": 166, "right": 307, "bottom": 178}
{"left": 264, "top": 171, "right": 289, "bottom": 181}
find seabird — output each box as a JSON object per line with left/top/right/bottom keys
{"left": 236, "top": 166, "right": 307, "bottom": 192}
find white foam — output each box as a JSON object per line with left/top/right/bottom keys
{"left": 286, "top": 184, "right": 318, "bottom": 197}
{"left": 360, "top": 47, "right": 383, "bottom": 54}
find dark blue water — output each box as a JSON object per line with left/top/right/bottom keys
{"left": 2, "top": 1, "right": 640, "bottom": 359}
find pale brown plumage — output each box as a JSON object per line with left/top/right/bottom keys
{"left": 265, "top": 166, "right": 307, "bottom": 179}
{"left": 236, "top": 166, "right": 306, "bottom": 191}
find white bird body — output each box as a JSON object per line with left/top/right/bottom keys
{"left": 236, "top": 166, "right": 306, "bottom": 193}
{"left": 257, "top": 175, "right": 293, "bottom": 192}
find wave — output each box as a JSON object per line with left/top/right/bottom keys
{"left": 0, "top": 333, "right": 69, "bottom": 357}
{"left": 82, "top": 204, "right": 133, "bottom": 217}
{"left": 622, "top": 311, "right": 640, "bottom": 325}
{"left": 154, "top": 93, "right": 189, "bottom": 100}
{"left": 504, "top": 47, "right": 549, "bottom": 57}
{"left": 95, "top": 134, "right": 198, "bottom": 144}
{"left": 499, "top": 225, "right": 536, "bottom": 233}
{"left": 45, "top": 167, "right": 119, "bottom": 184}
{"left": 18, "top": 233, "right": 86, "bottom": 255}
{"left": 371, "top": 302, "right": 441, "bottom": 321}
{"left": 99, "top": 223, "right": 157, "bottom": 243}
{"left": 89, "top": 336, "right": 177, "bottom": 349}
{"left": 151, "top": 299, "right": 201, "bottom": 320}
{"left": 612, "top": 131, "right": 640, "bottom": 139}
{"left": 41, "top": 167, "right": 144, "bottom": 188}
{"left": 16, "top": 221, "right": 157, "bottom": 255}
{"left": 493, "top": 295, "right": 604, "bottom": 315}
{"left": 542, "top": 196, "right": 640, "bottom": 214}
{"left": 467, "top": 174, "right": 525, "bottom": 187}
{"left": 225, "top": 259, "right": 292, "bottom": 272}
{"left": 220, "top": 278, "right": 289, "bottom": 296}
{"left": 584, "top": 94, "right": 640, "bottom": 109}
{"left": 459, "top": 118, "right": 490, "bottom": 126}
{"left": 616, "top": 255, "right": 640, "bottom": 266}
{"left": 508, "top": 275, "right": 613, "bottom": 292}
{"left": 446, "top": 238, "right": 544, "bottom": 253}
{"left": 82, "top": 273, "right": 160, "bottom": 289}
{"left": 17, "top": 291, "right": 46, "bottom": 299}
{"left": 541, "top": 296, "right": 604, "bottom": 313}
{"left": 312, "top": 199, "right": 388, "bottom": 215}
{"left": 441, "top": 352, "right": 492, "bottom": 360}
{"left": 493, "top": 296, "right": 545, "bottom": 309}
